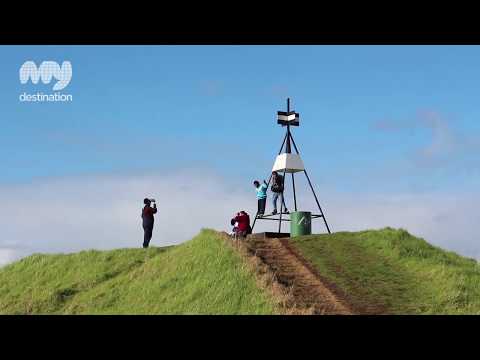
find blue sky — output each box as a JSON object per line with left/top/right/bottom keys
{"left": 2, "top": 45, "right": 479, "bottom": 191}
{"left": 1, "top": 45, "right": 480, "bottom": 263}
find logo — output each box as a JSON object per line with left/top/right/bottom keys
{"left": 298, "top": 216, "right": 311, "bottom": 226}
{"left": 19, "top": 60, "right": 73, "bottom": 102}
{"left": 20, "top": 61, "right": 72, "bottom": 90}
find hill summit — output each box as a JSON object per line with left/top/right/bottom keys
{"left": 1, "top": 227, "right": 479, "bottom": 314}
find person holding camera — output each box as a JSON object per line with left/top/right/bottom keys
{"left": 141, "top": 198, "right": 157, "bottom": 248}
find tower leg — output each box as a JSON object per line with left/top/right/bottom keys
{"left": 291, "top": 172, "right": 297, "bottom": 212}
{"left": 289, "top": 132, "right": 332, "bottom": 234}
{"left": 277, "top": 171, "right": 286, "bottom": 233}
{"left": 304, "top": 169, "right": 331, "bottom": 234}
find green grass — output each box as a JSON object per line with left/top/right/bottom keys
{"left": 291, "top": 227, "right": 480, "bottom": 314}
{"left": 0, "top": 229, "right": 276, "bottom": 314}
{"left": 4, "top": 226, "right": 479, "bottom": 315}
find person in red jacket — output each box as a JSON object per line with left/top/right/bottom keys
{"left": 231, "top": 211, "right": 251, "bottom": 238}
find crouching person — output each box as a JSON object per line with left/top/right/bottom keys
{"left": 231, "top": 211, "right": 251, "bottom": 239}
{"left": 230, "top": 214, "right": 239, "bottom": 236}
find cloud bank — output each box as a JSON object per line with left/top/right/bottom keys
{"left": 0, "top": 170, "right": 478, "bottom": 267}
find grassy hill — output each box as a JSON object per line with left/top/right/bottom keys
{"left": 0, "top": 229, "right": 276, "bottom": 314}
{"left": 1, "top": 227, "right": 480, "bottom": 314}
{"left": 290, "top": 228, "right": 480, "bottom": 314}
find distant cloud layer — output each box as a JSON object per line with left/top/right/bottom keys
{"left": 0, "top": 171, "right": 254, "bottom": 266}
{"left": 0, "top": 249, "right": 19, "bottom": 267}
{"left": 322, "top": 191, "right": 480, "bottom": 260}
{"left": 0, "top": 170, "right": 478, "bottom": 267}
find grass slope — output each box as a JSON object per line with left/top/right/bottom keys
{"left": 291, "top": 227, "right": 480, "bottom": 314}
{"left": 0, "top": 229, "right": 276, "bottom": 314}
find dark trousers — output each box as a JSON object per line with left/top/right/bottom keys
{"left": 143, "top": 224, "right": 153, "bottom": 248}
{"left": 257, "top": 198, "right": 266, "bottom": 215}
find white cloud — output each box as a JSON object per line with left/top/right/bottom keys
{"left": 0, "top": 248, "right": 20, "bottom": 267}
{"left": 0, "top": 171, "right": 255, "bottom": 256}
{"left": 0, "top": 170, "right": 479, "bottom": 268}
{"left": 311, "top": 190, "right": 480, "bottom": 260}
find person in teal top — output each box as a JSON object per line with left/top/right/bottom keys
{"left": 253, "top": 180, "right": 268, "bottom": 216}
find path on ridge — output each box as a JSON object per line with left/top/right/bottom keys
{"left": 240, "top": 234, "right": 354, "bottom": 315}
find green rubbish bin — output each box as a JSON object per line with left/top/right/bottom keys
{"left": 290, "top": 211, "right": 312, "bottom": 237}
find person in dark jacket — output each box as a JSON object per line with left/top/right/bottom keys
{"left": 271, "top": 171, "right": 288, "bottom": 215}
{"left": 141, "top": 198, "right": 157, "bottom": 248}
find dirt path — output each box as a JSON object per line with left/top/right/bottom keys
{"left": 240, "top": 234, "right": 355, "bottom": 315}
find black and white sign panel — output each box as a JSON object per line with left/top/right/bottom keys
{"left": 277, "top": 111, "right": 299, "bottom": 126}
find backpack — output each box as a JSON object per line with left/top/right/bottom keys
{"left": 271, "top": 174, "right": 284, "bottom": 193}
